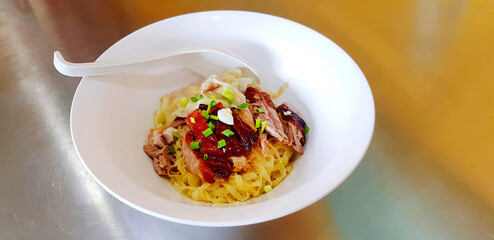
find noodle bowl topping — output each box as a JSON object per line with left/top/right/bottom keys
{"left": 143, "top": 69, "right": 309, "bottom": 203}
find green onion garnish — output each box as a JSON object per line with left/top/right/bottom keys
{"left": 190, "top": 141, "right": 200, "bottom": 150}
{"left": 228, "top": 99, "right": 234, "bottom": 105}
{"left": 217, "top": 139, "right": 227, "bottom": 149}
{"left": 238, "top": 103, "right": 250, "bottom": 108}
{"left": 210, "top": 115, "right": 218, "bottom": 120}
{"left": 203, "top": 128, "right": 213, "bottom": 137}
{"left": 260, "top": 121, "right": 267, "bottom": 134}
{"left": 191, "top": 96, "right": 198, "bottom": 102}
{"left": 208, "top": 122, "right": 215, "bottom": 130}
{"left": 304, "top": 125, "right": 310, "bottom": 134}
{"left": 180, "top": 97, "right": 188, "bottom": 108}
{"left": 201, "top": 111, "right": 210, "bottom": 120}
{"left": 168, "top": 146, "right": 176, "bottom": 154}
{"left": 207, "top": 100, "right": 217, "bottom": 113}
{"left": 221, "top": 87, "right": 234, "bottom": 101}
{"left": 222, "top": 129, "right": 235, "bottom": 137}
{"left": 210, "top": 95, "right": 215, "bottom": 100}
{"left": 256, "top": 108, "right": 265, "bottom": 113}
{"left": 172, "top": 131, "right": 180, "bottom": 139}
{"left": 190, "top": 117, "right": 195, "bottom": 123}
{"left": 203, "top": 153, "right": 208, "bottom": 160}
{"left": 255, "top": 119, "right": 261, "bottom": 129}
{"left": 198, "top": 95, "right": 204, "bottom": 100}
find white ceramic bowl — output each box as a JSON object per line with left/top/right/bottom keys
{"left": 70, "top": 11, "right": 374, "bottom": 226}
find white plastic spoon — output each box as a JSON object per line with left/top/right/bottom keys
{"left": 53, "top": 48, "right": 258, "bottom": 78}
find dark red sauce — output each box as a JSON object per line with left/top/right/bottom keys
{"left": 184, "top": 102, "right": 259, "bottom": 182}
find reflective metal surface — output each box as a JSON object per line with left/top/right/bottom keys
{"left": 1, "top": 0, "right": 493, "bottom": 239}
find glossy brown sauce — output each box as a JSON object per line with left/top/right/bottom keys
{"left": 184, "top": 102, "right": 258, "bottom": 182}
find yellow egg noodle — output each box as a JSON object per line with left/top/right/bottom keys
{"left": 149, "top": 69, "right": 297, "bottom": 203}
{"left": 165, "top": 130, "right": 294, "bottom": 203}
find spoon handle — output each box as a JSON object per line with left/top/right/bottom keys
{"left": 53, "top": 50, "right": 194, "bottom": 77}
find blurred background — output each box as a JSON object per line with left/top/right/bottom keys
{"left": 1, "top": 0, "right": 493, "bottom": 239}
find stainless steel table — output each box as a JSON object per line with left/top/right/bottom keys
{"left": 1, "top": 0, "right": 493, "bottom": 239}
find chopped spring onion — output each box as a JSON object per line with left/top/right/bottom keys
{"left": 207, "top": 100, "right": 217, "bottom": 113}
{"left": 228, "top": 99, "right": 234, "bottom": 105}
{"left": 208, "top": 122, "right": 215, "bottom": 130}
{"left": 305, "top": 125, "right": 310, "bottom": 134}
{"left": 260, "top": 121, "right": 267, "bottom": 134}
{"left": 172, "top": 131, "right": 180, "bottom": 139}
{"left": 238, "top": 103, "right": 250, "bottom": 108}
{"left": 256, "top": 108, "right": 265, "bottom": 113}
{"left": 190, "top": 117, "right": 195, "bottom": 123}
{"left": 255, "top": 119, "right": 261, "bottom": 129}
{"left": 210, "top": 95, "right": 215, "bottom": 100}
{"left": 210, "top": 115, "right": 219, "bottom": 120}
{"left": 168, "top": 146, "right": 176, "bottom": 154}
{"left": 191, "top": 96, "right": 198, "bottom": 102}
{"left": 217, "top": 139, "right": 226, "bottom": 149}
{"left": 203, "top": 128, "right": 213, "bottom": 137}
{"left": 190, "top": 141, "right": 200, "bottom": 150}
{"left": 264, "top": 185, "right": 272, "bottom": 193}
{"left": 203, "top": 153, "right": 208, "bottom": 160}
{"left": 201, "top": 111, "right": 210, "bottom": 120}
{"left": 180, "top": 97, "right": 188, "bottom": 108}
{"left": 198, "top": 95, "right": 204, "bottom": 100}
{"left": 222, "top": 129, "right": 235, "bottom": 137}
{"left": 221, "top": 87, "right": 234, "bottom": 100}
